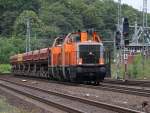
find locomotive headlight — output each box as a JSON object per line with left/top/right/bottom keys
{"left": 78, "top": 61, "right": 82, "bottom": 65}
{"left": 78, "top": 58, "right": 82, "bottom": 65}
{"left": 99, "top": 46, "right": 104, "bottom": 65}
{"left": 99, "top": 58, "right": 104, "bottom": 64}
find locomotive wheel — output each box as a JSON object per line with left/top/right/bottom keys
{"left": 69, "top": 70, "right": 76, "bottom": 82}
{"left": 85, "top": 81, "right": 92, "bottom": 85}
{"left": 70, "top": 75, "right": 75, "bottom": 82}
{"left": 94, "top": 81, "right": 100, "bottom": 86}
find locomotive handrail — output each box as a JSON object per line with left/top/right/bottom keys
{"left": 62, "top": 33, "right": 72, "bottom": 79}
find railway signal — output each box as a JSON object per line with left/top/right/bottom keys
{"left": 123, "top": 18, "right": 129, "bottom": 37}
{"left": 123, "top": 18, "right": 129, "bottom": 46}
{"left": 115, "top": 31, "right": 121, "bottom": 49}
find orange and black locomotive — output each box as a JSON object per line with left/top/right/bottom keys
{"left": 10, "top": 30, "right": 107, "bottom": 84}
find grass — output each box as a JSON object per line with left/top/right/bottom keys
{"left": 0, "top": 96, "right": 28, "bottom": 113}
{"left": 112, "top": 54, "right": 150, "bottom": 80}
{"left": 0, "top": 64, "right": 11, "bottom": 74}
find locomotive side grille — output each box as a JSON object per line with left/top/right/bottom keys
{"left": 79, "top": 45, "right": 100, "bottom": 64}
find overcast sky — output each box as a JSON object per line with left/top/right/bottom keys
{"left": 113, "top": 0, "right": 150, "bottom": 13}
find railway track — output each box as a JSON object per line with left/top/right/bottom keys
{"left": 1, "top": 74, "right": 150, "bottom": 97}
{"left": 0, "top": 78, "right": 143, "bottom": 113}
{"left": 79, "top": 83, "right": 150, "bottom": 98}
{"left": 1, "top": 75, "right": 150, "bottom": 97}
{"left": 32, "top": 77, "right": 150, "bottom": 98}
{"left": 104, "top": 79, "right": 150, "bottom": 87}
{"left": 1, "top": 73, "right": 150, "bottom": 87}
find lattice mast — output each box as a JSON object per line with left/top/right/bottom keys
{"left": 143, "top": 0, "right": 147, "bottom": 28}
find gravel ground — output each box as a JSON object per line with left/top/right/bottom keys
{"left": 0, "top": 88, "right": 52, "bottom": 113}
{"left": 1, "top": 75, "right": 150, "bottom": 112}
{"left": 0, "top": 80, "right": 116, "bottom": 113}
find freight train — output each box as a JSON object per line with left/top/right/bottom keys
{"left": 10, "top": 31, "right": 107, "bottom": 84}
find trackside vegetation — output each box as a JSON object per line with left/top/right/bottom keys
{"left": 0, "top": 64, "right": 11, "bottom": 74}
{"left": 0, "top": 97, "right": 27, "bottom": 113}
{"left": 127, "top": 55, "right": 150, "bottom": 79}
{"left": 112, "top": 54, "right": 150, "bottom": 79}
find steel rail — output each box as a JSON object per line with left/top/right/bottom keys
{"left": 1, "top": 75, "right": 150, "bottom": 97}
{"left": 0, "top": 80, "right": 84, "bottom": 113}
{"left": 98, "top": 83, "right": 150, "bottom": 97}
{"left": 104, "top": 79, "right": 150, "bottom": 87}
{"left": 0, "top": 78, "right": 143, "bottom": 113}
{"left": 77, "top": 82, "right": 150, "bottom": 97}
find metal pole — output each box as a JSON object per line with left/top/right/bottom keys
{"left": 118, "top": 0, "right": 121, "bottom": 28}
{"left": 28, "top": 18, "right": 31, "bottom": 51}
{"left": 143, "top": 0, "right": 147, "bottom": 28}
{"left": 115, "top": 0, "right": 122, "bottom": 79}
{"left": 117, "top": 0, "right": 124, "bottom": 64}
{"left": 26, "top": 18, "right": 28, "bottom": 52}
{"left": 113, "top": 32, "right": 116, "bottom": 60}
{"left": 120, "top": 18, "right": 124, "bottom": 64}
{"left": 142, "top": 0, "right": 147, "bottom": 70}
{"left": 26, "top": 17, "right": 31, "bottom": 52}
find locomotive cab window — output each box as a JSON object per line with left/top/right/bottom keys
{"left": 79, "top": 44, "right": 101, "bottom": 64}
{"left": 87, "top": 34, "right": 93, "bottom": 41}
{"left": 69, "top": 34, "right": 81, "bottom": 43}
{"left": 55, "top": 38, "right": 64, "bottom": 46}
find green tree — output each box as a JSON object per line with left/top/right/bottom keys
{"left": 14, "top": 10, "right": 42, "bottom": 36}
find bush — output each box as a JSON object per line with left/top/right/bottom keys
{"left": 0, "top": 97, "right": 28, "bottom": 113}
{"left": 0, "top": 64, "right": 11, "bottom": 73}
{"left": 112, "top": 54, "right": 150, "bottom": 79}
{"left": 127, "top": 54, "right": 150, "bottom": 79}
{"left": 0, "top": 37, "right": 25, "bottom": 63}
